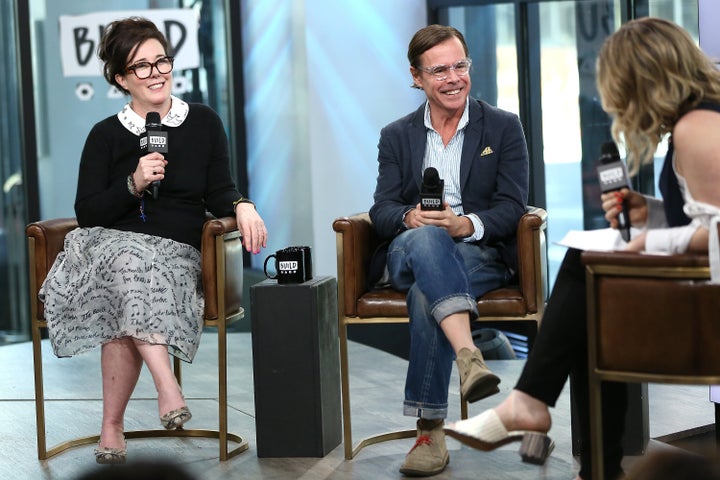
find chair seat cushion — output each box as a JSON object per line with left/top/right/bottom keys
{"left": 356, "top": 286, "right": 527, "bottom": 318}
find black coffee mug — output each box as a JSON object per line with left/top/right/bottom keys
{"left": 263, "top": 246, "right": 313, "bottom": 284}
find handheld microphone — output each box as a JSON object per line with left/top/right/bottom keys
{"left": 596, "top": 141, "right": 631, "bottom": 242}
{"left": 140, "top": 111, "right": 168, "bottom": 199}
{"left": 420, "top": 167, "right": 444, "bottom": 211}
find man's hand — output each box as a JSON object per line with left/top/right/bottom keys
{"left": 407, "top": 203, "right": 474, "bottom": 238}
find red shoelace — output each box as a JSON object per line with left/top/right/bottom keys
{"left": 408, "top": 435, "right": 433, "bottom": 453}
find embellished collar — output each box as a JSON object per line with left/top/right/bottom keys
{"left": 117, "top": 95, "right": 190, "bottom": 136}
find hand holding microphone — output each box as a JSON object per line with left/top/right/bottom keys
{"left": 596, "top": 141, "right": 631, "bottom": 242}
{"left": 140, "top": 112, "right": 168, "bottom": 199}
{"left": 411, "top": 167, "right": 471, "bottom": 237}
{"left": 409, "top": 167, "right": 445, "bottom": 228}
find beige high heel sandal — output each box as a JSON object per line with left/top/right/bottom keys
{"left": 445, "top": 409, "right": 554, "bottom": 465}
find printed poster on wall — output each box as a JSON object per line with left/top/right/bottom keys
{"left": 59, "top": 9, "right": 200, "bottom": 77}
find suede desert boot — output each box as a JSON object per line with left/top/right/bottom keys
{"left": 456, "top": 347, "right": 500, "bottom": 402}
{"left": 399, "top": 418, "right": 449, "bottom": 477}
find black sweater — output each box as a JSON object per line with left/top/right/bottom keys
{"left": 74, "top": 104, "right": 241, "bottom": 250}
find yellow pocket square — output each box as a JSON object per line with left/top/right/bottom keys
{"left": 480, "top": 146, "right": 494, "bottom": 156}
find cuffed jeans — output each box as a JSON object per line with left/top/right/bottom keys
{"left": 386, "top": 226, "right": 510, "bottom": 419}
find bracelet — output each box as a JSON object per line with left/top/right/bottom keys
{"left": 127, "top": 174, "right": 143, "bottom": 199}
{"left": 233, "top": 196, "right": 255, "bottom": 211}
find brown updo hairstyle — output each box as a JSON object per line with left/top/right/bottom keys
{"left": 97, "top": 17, "right": 170, "bottom": 95}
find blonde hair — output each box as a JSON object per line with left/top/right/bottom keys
{"left": 597, "top": 17, "right": 720, "bottom": 174}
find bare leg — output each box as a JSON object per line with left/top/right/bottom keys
{"left": 99, "top": 338, "right": 142, "bottom": 449}
{"left": 439, "top": 311, "right": 477, "bottom": 354}
{"left": 493, "top": 389, "right": 552, "bottom": 433}
{"left": 132, "top": 339, "right": 185, "bottom": 416}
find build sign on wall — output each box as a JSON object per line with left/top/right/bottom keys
{"left": 59, "top": 9, "right": 200, "bottom": 77}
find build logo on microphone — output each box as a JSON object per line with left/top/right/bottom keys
{"left": 148, "top": 132, "right": 169, "bottom": 152}
{"left": 597, "top": 164, "right": 626, "bottom": 190}
{"left": 421, "top": 197, "right": 442, "bottom": 209}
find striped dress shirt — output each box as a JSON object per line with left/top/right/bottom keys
{"left": 421, "top": 99, "right": 484, "bottom": 242}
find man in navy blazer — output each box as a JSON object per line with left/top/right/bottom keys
{"left": 368, "top": 25, "right": 529, "bottom": 476}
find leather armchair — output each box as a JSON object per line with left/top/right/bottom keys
{"left": 26, "top": 216, "right": 249, "bottom": 461}
{"left": 332, "top": 206, "right": 548, "bottom": 459}
{"left": 583, "top": 249, "right": 719, "bottom": 479}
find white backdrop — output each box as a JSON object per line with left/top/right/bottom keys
{"left": 700, "top": 0, "right": 720, "bottom": 61}
{"left": 241, "top": 0, "right": 427, "bottom": 276}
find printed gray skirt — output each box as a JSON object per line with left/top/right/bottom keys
{"left": 39, "top": 227, "right": 204, "bottom": 363}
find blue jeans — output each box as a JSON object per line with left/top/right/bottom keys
{"left": 387, "top": 226, "right": 510, "bottom": 419}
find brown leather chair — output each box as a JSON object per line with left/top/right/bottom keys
{"left": 332, "top": 206, "right": 548, "bottom": 459}
{"left": 583, "top": 249, "right": 719, "bottom": 480}
{"left": 26, "top": 216, "right": 249, "bottom": 461}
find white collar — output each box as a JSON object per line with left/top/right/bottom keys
{"left": 117, "top": 95, "right": 190, "bottom": 136}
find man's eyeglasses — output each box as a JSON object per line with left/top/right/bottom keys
{"left": 126, "top": 56, "right": 174, "bottom": 79}
{"left": 416, "top": 58, "right": 472, "bottom": 81}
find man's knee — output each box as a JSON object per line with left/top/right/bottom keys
{"left": 405, "top": 225, "right": 452, "bottom": 249}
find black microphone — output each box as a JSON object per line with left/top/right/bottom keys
{"left": 140, "top": 111, "right": 168, "bottom": 199}
{"left": 420, "top": 167, "right": 444, "bottom": 211}
{"left": 596, "top": 141, "right": 631, "bottom": 242}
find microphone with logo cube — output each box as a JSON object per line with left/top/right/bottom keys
{"left": 140, "top": 111, "right": 168, "bottom": 199}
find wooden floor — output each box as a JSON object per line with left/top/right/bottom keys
{"left": 0, "top": 332, "right": 715, "bottom": 479}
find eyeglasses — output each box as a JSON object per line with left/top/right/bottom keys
{"left": 126, "top": 56, "right": 174, "bottom": 79}
{"left": 416, "top": 58, "right": 472, "bottom": 81}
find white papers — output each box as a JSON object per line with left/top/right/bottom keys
{"left": 555, "top": 228, "right": 629, "bottom": 252}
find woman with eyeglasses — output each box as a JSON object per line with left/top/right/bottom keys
{"left": 39, "top": 17, "right": 267, "bottom": 464}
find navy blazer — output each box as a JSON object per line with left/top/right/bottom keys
{"left": 368, "top": 98, "right": 529, "bottom": 281}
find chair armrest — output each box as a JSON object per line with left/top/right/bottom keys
{"left": 201, "top": 216, "right": 243, "bottom": 321}
{"left": 516, "top": 206, "right": 548, "bottom": 313}
{"left": 332, "top": 213, "right": 378, "bottom": 317}
{"left": 582, "top": 250, "right": 710, "bottom": 279}
{"left": 26, "top": 218, "right": 79, "bottom": 321}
